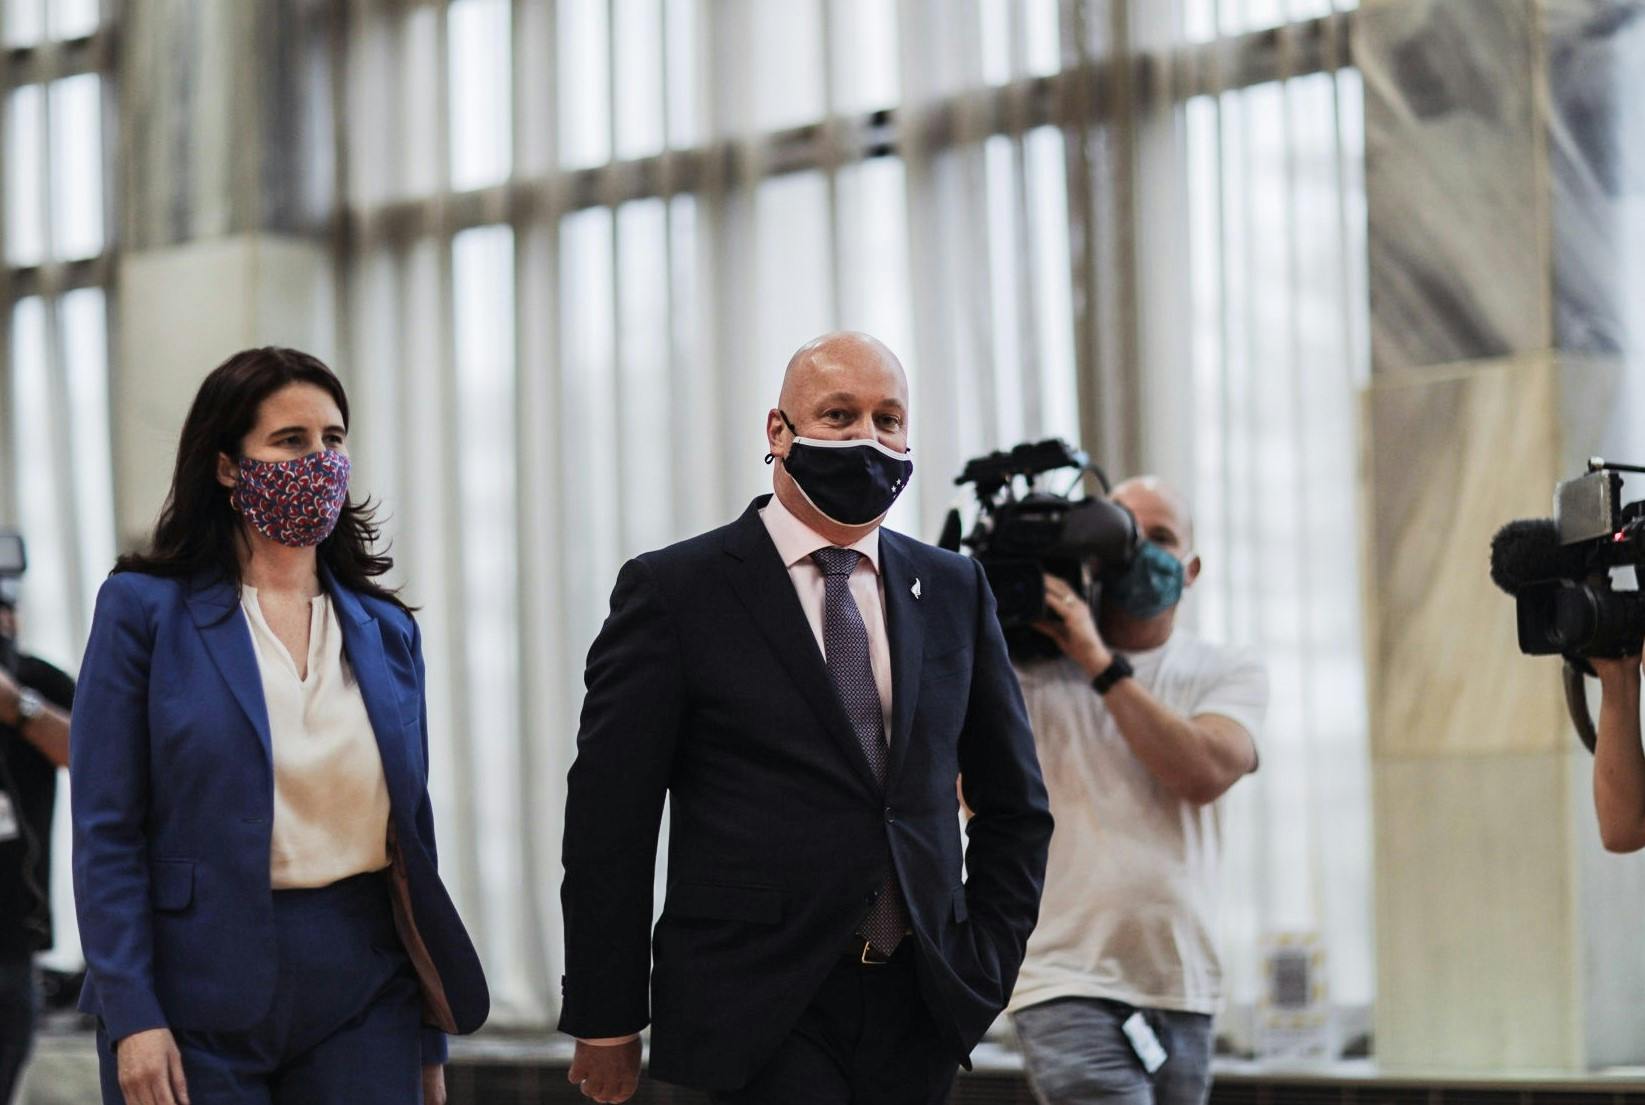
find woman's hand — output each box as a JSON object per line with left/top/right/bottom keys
{"left": 422, "top": 1064, "right": 447, "bottom": 1105}
{"left": 1590, "top": 654, "right": 1642, "bottom": 685}
{"left": 116, "top": 1027, "right": 189, "bottom": 1105}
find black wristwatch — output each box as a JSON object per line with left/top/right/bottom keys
{"left": 1092, "top": 655, "right": 1134, "bottom": 696}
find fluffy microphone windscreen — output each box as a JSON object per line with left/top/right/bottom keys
{"left": 1489, "top": 518, "right": 1590, "bottom": 593}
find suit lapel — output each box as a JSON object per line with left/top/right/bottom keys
{"left": 324, "top": 569, "right": 414, "bottom": 802}
{"left": 186, "top": 576, "right": 273, "bottom": 764}
{"left": 878, "top": 531, "right": 926, "bottom": 789}
{"left": 723, "top": 498, "right": 883, "bottom": 797}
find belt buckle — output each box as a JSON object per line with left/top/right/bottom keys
{"left": 856, "top": 935, "right": 895, "bottom": 967}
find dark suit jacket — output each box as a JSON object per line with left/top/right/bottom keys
{"left": 559, "top": 496, "right": 1052, "bottom": 1090}
{"left": 69, "top": 568, "right": 489, "bottom": 1062}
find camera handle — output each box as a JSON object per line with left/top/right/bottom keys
{"left": 1564, "top": 659, "right": 1598, "bottom": 754}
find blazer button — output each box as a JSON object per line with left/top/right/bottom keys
{"left": 884, "top": 806, "right": 895, "bottom": 824}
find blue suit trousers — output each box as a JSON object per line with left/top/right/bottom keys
{"left": 96, "top": 871, "right": 423, "bottom": 1105}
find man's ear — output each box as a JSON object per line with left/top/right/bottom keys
{"left": 765, "top": 409, "right": 789, "bottom": 458}
{"left": 216, "top": 452, "right": 240, "bottom": 490}
{"left": 1184, "top": 553, "right": 1202, "bottom": 588}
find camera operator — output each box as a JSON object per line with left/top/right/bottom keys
{"left": 1007, "top": 478, "right": 1267, "bottom": 1105}
{"left": 0, "top": 572, "right": 74, "bottom": 1105}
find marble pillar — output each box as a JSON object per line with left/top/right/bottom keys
{"left": 1360, "top": 0, "right": 1645, "bottom": 1070}
{"left": 111, "top": 0, "right": 336, "bottom": 546}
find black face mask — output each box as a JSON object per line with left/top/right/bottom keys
{"left": 767, "top": 411, "right": 914, "bottom": 527}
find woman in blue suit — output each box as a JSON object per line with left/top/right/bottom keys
{"left": 71, "top": 348, "right": 488, "bottom": 1105}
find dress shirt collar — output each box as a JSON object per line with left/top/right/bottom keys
{"left": 760, "top": 491, "right": 882, "bottom": 575}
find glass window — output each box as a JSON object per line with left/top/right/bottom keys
{"left": 558, "top": 0, "right": 611, "bottom": 169}
{"left": 613, "top": 0, "right": 665, "bottom": 160}
{"left": 3, "top": 0, "right": 42, "bottom": 47}
{"left": 828, "top": 0, "right": 899, "bottom": 115}
{"left": 49, "top": 0, "right": 98, "bottom": 40}
{"left": 448, "top": 0, "right": 513, "bottom": 190}
{"left": 10, "top": 297, "right": 72, "bottom": 665}
{"left": 14, "top": 0, "right": 103, "bottom": 42}
{"left": 558, "top": 207, "right": 621, "bottom": 636}
{"left": 750, "top": 0, "right": 825, "bottom": 132}
{"left": 664, "top": 0, "right": 701, "bottom": 149}
{"left": 451, "top": 223, "right": 526, "bottom": 1009}
{"left": 50, "top": 74, "right": 105, "bottom": 261}
{"left": 60, "top": 287, "right": 114, "bottom": 613}
{"left": 985, "top": 136, "right": 1027, "bottom": 447}
{"left": 1024, "top": 127, "right": 1079, "bottom": 444}
{"left": 1186, "top": 71, "right": 1372, "bottom": 1013}
{"left": 1022, "top": 0, "right": 1062, "bottom": 77}
{"left": 616, "top": 199, "right": 673, "bottom": 551}
{"left": 6, "top": 85, "right": 46, "bottom": 266}
{"left": 754, "top": 171, "right": 832, "bottom": 387}
{"left": 399, "top": 6, "right": 441, "bottom": 198}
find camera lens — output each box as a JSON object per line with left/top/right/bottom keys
{"left": 1550, "top": 585, "right": 1601, "bottom": 651}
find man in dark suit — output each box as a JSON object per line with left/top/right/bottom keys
{"left": 560, "top": 331, "right": 1053, "bottom": 1104}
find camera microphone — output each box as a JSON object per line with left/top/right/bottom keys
{"left": 1489, "top": 518, "right": 1590, "bottom": 594}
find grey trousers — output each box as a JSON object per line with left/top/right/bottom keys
{"left": 1012, "top": 998, "right": 1214, "bottom": 1105}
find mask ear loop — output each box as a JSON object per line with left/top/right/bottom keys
{"left": 766, "top": 410, "right": 801, "bottom": 465}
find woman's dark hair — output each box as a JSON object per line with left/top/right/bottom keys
{"left": 115, "top": 346, "right": 409, "bottom": 613}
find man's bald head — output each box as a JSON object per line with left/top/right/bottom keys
{"left": 768, "top": 331, "right": 911, "bottom": 455}
{"left": 777, "top": 331, "right": 909, "bottom": 415}
{"left": 1112, "top": 476, "right": 1196, "bottom": 555}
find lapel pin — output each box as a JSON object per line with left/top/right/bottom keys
{"left": 912, "top": 578, "right": 922, "bottom": 600}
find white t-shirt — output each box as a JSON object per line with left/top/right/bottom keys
{"left": 1008, "top": 633, "right": 1268, "bottom": 1016}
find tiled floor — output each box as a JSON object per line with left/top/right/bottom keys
{"left": 24, "top": 1029, "right": 1645, "bottom": 1105}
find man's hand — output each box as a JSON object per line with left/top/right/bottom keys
{"left": 568, "top": 1038, "right": 642, "bottom": 1104}
{"left": 422, "top": 1064, "right": 447, "bottom": 1105}
{"left": 116, "top": 1027, "right": 189, "bottom": 1105}
{"left": 1033, "top": 574, "right": 1112, "bottom": 676}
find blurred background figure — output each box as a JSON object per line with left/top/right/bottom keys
{"left": 0, "top": 535, "right": 74, "bottom": 1105}
{"left": 1008, "top": 479, "right": 1265, "bottom": 1105}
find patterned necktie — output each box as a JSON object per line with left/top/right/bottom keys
{"left": 811, "top": 546, "right": 908, "bottom": 955}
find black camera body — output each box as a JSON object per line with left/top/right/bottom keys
{"left": 941, "top": 440, "right": 1138, "bottom": 657}
{"left": 1491, "top": 463, "right": 1645, "bottom": 660}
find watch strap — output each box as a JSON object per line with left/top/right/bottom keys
{"left": 1092, "top": 655, "right": 1134, "bottom": 696}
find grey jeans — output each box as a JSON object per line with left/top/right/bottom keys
{"left": 1012, "top": 998, "right": 1214, "bottom": 1105}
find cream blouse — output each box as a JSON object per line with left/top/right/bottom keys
{"left": 241, "top": 585, "right": 392, "bottom": 890}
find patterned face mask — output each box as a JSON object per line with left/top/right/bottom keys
{"left": 231, "top": 449, "right": 352, "bottom": 548}
{"left": 1102, "top": 540, "right": 1188, "bottom": 621}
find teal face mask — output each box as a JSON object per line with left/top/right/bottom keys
{"left": 1104, "top": 541, "right": 1187, "bottom": 620}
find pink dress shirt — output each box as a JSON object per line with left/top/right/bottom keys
{"left": 578, "top": 494, "right": 895, "bottom": 1046}
{"left": 756, "top": 493, "right": 894, "bottom": 731}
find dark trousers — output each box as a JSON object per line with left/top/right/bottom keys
{"left": 0, "top": 955, "right": 36, "bottom": 1105}
{"left": 711, "top": 944, "right": 958, "bottom": 1105}
{"left": 96, "top": 871, "right": 423, "bottom": 1105}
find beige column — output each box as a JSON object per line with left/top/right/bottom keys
{"left": 111, "top": 0, "right": 337, "bottom": 547}
{"left": 1360, "top": 0, "right": 1645, "bottom": 1070}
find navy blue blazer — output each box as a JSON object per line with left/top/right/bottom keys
{"left": 69, "top": 568, "right": 488, "bottom": 1062}
{"left": 560, "top": 497, "right": 1053, "bottom": 1090}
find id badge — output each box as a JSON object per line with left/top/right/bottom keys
{"left": 1121, "top": 1011, "right": 1169, "bottom": 1075}
{"left": 0, "top": 791, "right": 19, "bottom": 844}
